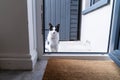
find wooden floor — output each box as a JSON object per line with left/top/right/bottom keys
{"left": 58, "top": 41, "right": 91, "bottom": 52}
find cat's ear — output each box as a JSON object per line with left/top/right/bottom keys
{"left": 49, "top": 23, "right": 53, "bottom": 30}
{"left": 56, "top": 24, "right": 60, "bottom": 32}
{"left": 49, "top": 23, "right": 53, "bottom": 27}
{"left": 56, "top": 24, "right": 60, "bottom": 27}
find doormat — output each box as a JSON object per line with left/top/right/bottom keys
{"left": 43, "top": 59, "right": 120, "bottom": 80}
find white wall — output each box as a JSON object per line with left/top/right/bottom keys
{"left": 81, "top": 0, "right": 113, "bottom": 52}
{"left": 0, "top": 0, "right": 37, "bottom": 70}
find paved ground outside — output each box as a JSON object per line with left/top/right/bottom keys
{"left": 58, "top": 41, "right": 91, "bottom": 52}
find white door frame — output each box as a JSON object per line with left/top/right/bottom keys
{"left": 27, "top": 0, "right": 38, "bottom": 67}
{"left": 36, "top": 0, "right": 113, "bottom": 60}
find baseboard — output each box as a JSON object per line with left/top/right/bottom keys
{"left": 0, "top": 51, "right": 38, "bottom": 70}
{"left": 30, "top": 49, "right": 38, "bottom": 69}
{"left": 0, "top": 53, "right": 31, "bottom": 58}
{"left": 0, "top": 57, "right": 32, "bottom": 70}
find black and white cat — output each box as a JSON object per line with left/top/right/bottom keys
{"left": 45, "top": 23, "right": 60, "bottom": 52}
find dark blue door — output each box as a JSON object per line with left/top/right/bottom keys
{"left": 44, "top": 0, "right": 79, "bottom": 41}
{"left": 44, "top": 0, "right": 71, "bottom": 41}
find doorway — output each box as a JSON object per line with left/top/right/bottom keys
{"left": 36, "top": 0, "right": 112, "bottom": 54}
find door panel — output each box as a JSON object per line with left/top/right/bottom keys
{"left": 44, "top": 0, "right": 70, "bottom": 41}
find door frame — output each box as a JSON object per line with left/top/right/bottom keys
{"left": 77, "top": 0, "right": 82, "bottom": 40}
{"left": 36, "top": 0, "right": 116, "bottom": 60}
{"left": 108, "top": 0, "right": 120, "bottom": 52}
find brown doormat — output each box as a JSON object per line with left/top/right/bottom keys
{"left": 43, "top": 59, "right": 120, "bottom": 80}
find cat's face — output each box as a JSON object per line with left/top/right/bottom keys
{"left": 49, "top": 23, "right": 60, "bottom": 37}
